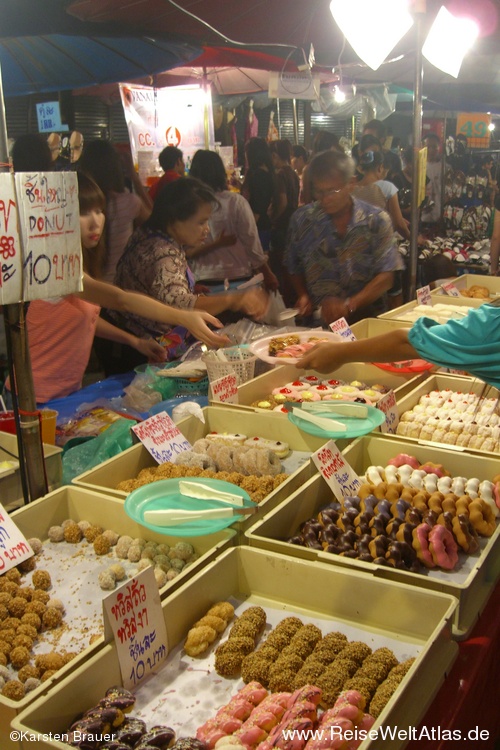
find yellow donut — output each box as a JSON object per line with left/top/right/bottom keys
{"left": 468, "top": 499, "right": 496, "bottom": 537}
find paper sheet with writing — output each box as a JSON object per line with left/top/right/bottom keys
{"left": 0, "top": 502, "right": 34, "bottom": 573}
{"left": 0, "top": 171, "right": 82, "bottom": 303}
{"left": 132, "top": 411, "right": 192, "bottom": 463}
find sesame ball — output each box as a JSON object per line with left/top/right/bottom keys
{"left": 115, "top": 535, "right": 134, "bottom": 559}
{"left": 10, "top": 646, "right": 31, "bottom": 669}
{"left": 93, "top": 534, "right": 111, "bottom": 556}
{"left": 63, "top": 522, "right": 83, "bottom": 544}
{"left": 17, "top": 557, "right": 36, "bottom": 573}
{"left": 27, "top": 538, "right": 43, "bottom": 555}
{"left": 8, "top": 597, "right": 27, "bottom": 618}
{"left": 47, "top": 526, "right": 65, "bottom": 543}
{"left": 24, "top": 677, "right": 41, "bottom": 693}
{"left": 42, "top": 607, "right": 63, "bottom": 629}
{"left": 154, "top": 568, "right": 168, "bottom": 588}
{"left": 98, "top": 571, "right": 116, "bottom": 591}
{"left": 127, "top": 545, "right": 142, "bottom": 563}
{"left": 102, "top": 530, "right": 119, "bottom": 546}
{"left": 32, "top": 570, "right": 51, "bottom": 591}
{"left": 2, "top": 679, "right": 25, "bottom": 700}
{"left": 17, "top": 664, "right": 40, "bottom": 683}
{"left": 4, "top": 568, "right": 21, "bottom": 584}
{"left": 31, "top": 590, "right": 50, "bottom": 604}
{"left": 108, "top": 564, "right": 126, "bottom": 581}
{"left": 84, "top": 525, "right": 104, "bottom": 543}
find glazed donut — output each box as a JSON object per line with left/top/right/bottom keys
{"left": 419, "top": 462, "right": 449, "bottom": 478}
{"left": 387, "top": 454, "right": 420, "bottom": 469}
{"left": 373, "top": 482, "right": 389, "bottom": 500}
{"left": 412, "top": 524, "right": 435, "bottom": 568}
{"left": 436, "top": 511, "right": 454, "bottom": 533}
{"left": 441, "top": 494, "right": 458, "bottom": 515}
{"left": 358, "top": 484, "right": 377, "bottom": 501}
{"left": 206, "top": 443, "right": 236, "bottom": 473}
{"left": 422, "top": 508, "right": 439, "bottom": 527}
{"left": 384, "top": 465, "right": 399, "bottom": 484}
{"left": 369, "top": 535, "right": 390, "bottom": 559}
{"left": 390, "top": 498, "right": 411, "bottom": 520}
{"left": 396, "top": 522, "right": 417, "bottom": 546}
{"left": 376, "top": 499, "right": 392, "bottom": 516}
{"left": 468, "top": 499, "right": 496, "bottom": 537}
{"left": 386, "top": 517, "right": 404, "bottom": 538}
{"left": 176, "top": 451, "right": 217, "bottom": 471}
{"left": 437, "top": 476, "right": 453, "bottom": 494}
{"left": 366, "top": 466, "right": 385, "bottom": 485}
{"left": 343, "top": 495, "right": 362, "bottom": 512}
{"left": 428, "top": 493, "right": 444, "bottom": 513}
{"left": 428, "top": 524, "right": 458, "bottom": 570}
{"left": 452, "top": 514, "right": 479, "bottom": 554}
{"left": 455, "top": 495, "right": 472, "bottom": 516}
{"left": 412, "top": 492, "right": 430, "bottom": 513}
{"left": 387, "top": 541, "right": 419, "bottom": 572}
{"left": 478, "top": 481, "right": 500, "bottom": 518}
{"left": 423, "top": 474, "right": 439, "bottom": 493}
{"left": 384, "top": 484, "right": 402, "bottom": 503}
{"left": 317, "top": 506, "right": 340, "bottom": 526}
{"left": 360, "top": 495, "right": 378, "bottom": 513}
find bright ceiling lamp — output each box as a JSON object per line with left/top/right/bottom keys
{"left": 422, "top": 6, "right": 479, "bottom": 77}
{"left": 329, "top": 0, "right": 414, "bottom": 71}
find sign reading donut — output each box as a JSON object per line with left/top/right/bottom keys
{"left": 102, "top": 566, "right": 168, "bottom": 690}
{"left": 0, "top": 171, "right": 81, "bottom": 303}
{"left": 132, "top": 411, "right": 192, "bottom": 464}
{"left": 0, "top": 503, "right": 34, "bottom": 573}
{"left": 312, "top": 441, "right": 361, "bottom": 500}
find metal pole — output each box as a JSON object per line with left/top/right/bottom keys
{"left": 276, "top": 98, "right": 281, "bottom": 138}
{"left": 202, "top": 68, "right": 210, "bottom": 150}
{"left": 408, "top": 2, "right": 426, "bottom": 300}
{"left": 0, "top": 65, "right": 48, "bottom": 502}
{"left": 292, "top": 99, "right": 299, "bottom": 145}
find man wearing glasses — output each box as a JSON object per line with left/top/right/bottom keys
{"left": 285, "top": 150, "right": 400, "bottom": 326}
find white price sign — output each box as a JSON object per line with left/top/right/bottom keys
{"left": 0, "top": 503, "right": 34, "bottom": 573}
{"left": 312, "top": 440, "right": 361, "bottom": 500}
{"left": 440, "top": 282, "right": 461, "bottom": 297}
{"left": 416, "top": 285, "right": 432, "bottom": 305}
{"left": 131, "top": 411, "right": 191, "bottom": 463}
{"left": 329, "top": 317, "right": 357, "bottom": 341}
{"left": 103, "top": 567, "right": 168, "bottom": 690}
{"left": 210, "top": 373, "right": 238, "bottom": 404}
{"left": 377, "top": 390, "right": 399, "bottom": 434}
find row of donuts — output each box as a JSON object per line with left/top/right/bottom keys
{"left": 251, "top": 376, "right": 390, "bottom": 412}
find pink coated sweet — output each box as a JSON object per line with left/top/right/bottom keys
{"left": 238, "top": 682, "right": 269, "bottom": 705}
{"left": 387, "top": 453, "right": 420, "bottom": 469}
{"left": 429, "top": 524, "right": 459, "bottom": 569}
{"left": 282, "top": 701, "right": 318, "bottom": 723}
{"left": 330, "top": 704, "right": 364, "bottom": 725}
{"left": 333, "top": 690, "right": 366, "bottom": 710}
{"left": 412, "top": 523, "right": 435, "bottom": 568}
{"left": 287, "top": 685, "right": 322, "bottom": 708}
{"left": 247, "top": 710, "right": 278, "bottom": 732}
{"left": 357, "top": 714, "right": 375, "bottom": 731}
{"left": 275, "top": 718, "right": 314, "bottom": 750}
{"left": 234, "top": 724, "right": 268, "bottom": 746}
{"left": 494, "top": 481, "right": 500, "bottom": 510}
{"left": 217, "top": 714, "right": 244, "bottom": 733}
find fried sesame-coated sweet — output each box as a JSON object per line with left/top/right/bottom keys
{"left": 32, "top": 570, "right": 51, "bottom": 591}
{"left": 2, "top": 679, "right": 25, "bottom": 700}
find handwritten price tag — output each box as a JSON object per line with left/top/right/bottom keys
{"left": 312, "top": 440, "right": 361, "bottom": 500}
{"left": 329, "top": 317, "right": 357, "bottom": 341}
{"left": 440, "top": 282, "right": 461, "bottom": 298}
{"left": 210, "top": 374, "right": 238, "bottom": 403}
{"left": 103, "top": 567, "right": 168, "bottom": 690}
{"left": 0, "top": 503, "right": 34, "bottom": 573}
{"left": 131, "top": 411, "right": 191, "bottom": 464}
{"left": 416, "top": 285, "right": 432, "bottom": 305}
{"left": 377, "top": 390, "right": 399, "bottom": 434}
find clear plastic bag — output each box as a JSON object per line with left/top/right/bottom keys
{"left": 62, "top": 418, "right": 136, "bottom": 485}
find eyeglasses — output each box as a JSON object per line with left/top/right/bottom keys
{"left": 313, "top": 185, "right": 344, "bottom": 199}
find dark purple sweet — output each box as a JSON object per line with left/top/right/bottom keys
{"left": 343, "top": 495, "right": 361, "bottom": 511}
{"left": 320, "top": 525, "right": 341, "bottom": 546}
{"left": 303, "top": 534, "right": 323, "bottom": 550}
{"left": 340, "top": 549, "right": 359, "bottom": 558}
{"left": 362, "top": 494, "right": 378, "bottom": 513}
{"left": 100, "top": 744, "right": 133, "bottom": 750}
{"left": 318, "top": 507, "right": 339, "bottom": 526}
{"left": 406, "top": 507, "right": 422, "bottom": 525}
{"left": 439, "top": 511, "right": 454, "bottom": 532}
{"left": 422, "top": 509, "right": 439, "bottom": 527}
{"left": 84, "top": 706, "right": 124, "bottom": 729}
{"left": 340, "top": 530, "right": 358, "bottom": 548}
{"left": 301, "top": 520, "right": 323, "bottom": 536}
{"left": 135, "top": 726, "right": 176, "bottom": 749}
{"left": 370, "top": 515, "right": 389, "bottom": 536}
{"left": 386, "top": 518, "right": 404, "bottom": 538}
{"left": 376, "top": 499, "right": 392, "bottom": 516}
{"left": 115, "top": 718, "right": 147, "bottom": 746}
{"left": 103, "top": 686, "right": 136, "bottom": 712}
{"left": 358, "top": 552, "right": 374, "bottom": 563}
{"left": 171, "top": 738, "right": 207, "bottom": 750}
{"left": 357, "top": 533, "right": 373, "bottom": 553}
{"left": 287, "top": 535, "right": 305, "bottom": 546}
{"left": 355, "top": 510, "right": 375, "bottom": 528}
{"left": 372, "top": 556, "right": 392, "bottom": 567}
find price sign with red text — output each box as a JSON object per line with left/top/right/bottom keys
{"left": 0, "top": 503, "right": 34, "bottom": 573}
{"left": 103, "top": 567, "right": 168, "bottom": 690}
{"left": 312, "top": 440, "right": 361, "bottom": 500}
{"left": 210, "top": 374, "right": 238, "bottom": 404}
{"left": 132, "top": 411, "right": 191, "bottom": 464}
{"left": 0, "top": 175, "right": 22, "bottom": 303}
{"left": 456, "top": 113, "right": 491, "bottom": 149}
{"left": 377, "top": 390, "right": 399, "bottom": 434}
{"left": 329, "top": 317, "right": 357, "bottom": 341}
{"left": 417, "top": 285, "right": 432, "bottom": 305}
{"left": 440, "top": 282, "right": 461, "bottom": 297}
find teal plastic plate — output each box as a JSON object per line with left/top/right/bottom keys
{"left": 287, "top": 403, "right": 385, "bottom": 439}
{"left": 124, "top": 477, "right": 253, "bottom": 537}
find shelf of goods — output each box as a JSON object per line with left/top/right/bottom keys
{"left": 72, "top": 406, "right": 329, "bottom": 531}
{"left": 12, "top": 546, "right": 458, "bottom": 750}
{"left": 430, "top": 273, "right": 500, "bottom": 300}
{"left": 0, "top": 432, "right": 62, "bottom": 512}
{"left": 246, "top": 434, "right": 500, "bottom": 639}
{"left": 378, "top": 295, "right": 484, "bottom": 324}
{"left": 389, "top": 373, "right": 500, "bottom": 455}
{"left": 0, "top": 486, "right": 234, "bottom": 750}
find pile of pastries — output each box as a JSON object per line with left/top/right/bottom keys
{"left": 251, "top": 375, "right": 390, "bottom": 412}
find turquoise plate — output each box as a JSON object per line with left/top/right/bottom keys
{"left": 124, "top": 477, "right": 253, "bottom": 537}
{"left": 287, "top": 403, "right": 385, "bottom": 439}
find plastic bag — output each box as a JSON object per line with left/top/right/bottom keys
{"left": 122, "top": 372, "right": 164, "bottom": 412}
{"left": 62, "top": 418, "right": 136, "bottom": 485}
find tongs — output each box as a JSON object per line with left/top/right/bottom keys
{"left": 143, "top": 481, "right": 256, "bottom": 526}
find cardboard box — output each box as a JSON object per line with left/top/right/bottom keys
{"left": 386, "top": 373, "right": 500, "bottom": 455}
{"left": 73, "top": 406, "right": 330, "bottom": 525}
{"left": 246, "top": 435, "right": 500, "bottom": 638}
{"left": 378, "top": 295, "right": 484, "bottom": 323}
{"left": 430, "top": 273, "right": 500, "bottom": 298}
{"left": 1, "top": 485, "right": 234, "bottom": 750}
{"left": 0, "top": 432, "right": 62, "bottom": 512}
{"left": 12, "top": 546, "right": 458, "bottom": 750}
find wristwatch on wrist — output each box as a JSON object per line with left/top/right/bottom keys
{"left": 344, "top": 297, "right": 356, "bottom": 315}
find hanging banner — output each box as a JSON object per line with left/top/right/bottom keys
{"left": 0, "top": 171, "right": 81, "bottom": 304}
{"left": 268, "top": 72, "right": 321, "bottom": 101}
{"left": 456, "top": 112, "right": 491, "bottom": 149}
{"left": 119, "top": 83, "right": 215, "bottom": 182}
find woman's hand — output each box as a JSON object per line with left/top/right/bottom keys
{"left": 179, "top": 309, "right": 231, "bottom": 348}
{"left": 296, "top": 342, "right": 340, "bottom": 373}
{"left": 133, "top": 337, "right": 168, "bottom": 363}
{"left": 296, "top": 293, "right": 313, "bottom": 317}
{"left": 236, "top": 287, "right": 269, "bottom": 320}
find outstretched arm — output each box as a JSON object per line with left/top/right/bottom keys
{"left": 296, "top": 329, "right": 418, "bottom": 373}
{"left": 79, "top": 273, "right": 230, "bottom": 348}
{"left": 95, "top": 317, "right": 166, "bottom": 363}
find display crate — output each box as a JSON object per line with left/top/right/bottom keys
{"left": 387, "top": 373, "right": 500, "bottom": 456}
{"left": 73, "top": 407, "right": 329, "bottom": 528}
{"left": 0, "top": 432, "right": 62, "bottom": 512}
{"left": 430, "top": 273, "right": 500, "bottom": 298}
{"left": 378, "top": 295, "right": 484, "bottom": 324}
{"left": 246, "top": 435, "right": 500, "bottom": 638}
{"left": 1, "top": 485, "right": 234, "bottom": 750}
{"left": 12, "top": 546, "right": 458, "bottom": 750}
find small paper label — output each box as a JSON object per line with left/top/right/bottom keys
{"left": 131, "top": 411, "right": 191, "bottom": 463}
{"left": 210, "top": 374, "right": 238, "bottom": 403}
{"left": 329, "top": 317, "right": 357, "bottom": 341}
{"left": 377, "top": 390, "right": 399, "bottom": 434}
{"left": 416, "top": 285, "right": 432, "bottom": 305}
{"left": 0, "top": 503, "right": 34, "bottom": 573}
{"left": 312, "top": 440, "right": 361, "bottom": 499}
{"left": 103, "top": 567, "right": 168, "bottom": 690}
{"left": 440, "top": 282, "right": 461, "bottom": 297}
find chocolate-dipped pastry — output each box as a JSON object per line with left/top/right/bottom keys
{"left": 396, "top": 522, "right": 416, "bottom": 546}
{"left": 376, "top": 499, "right": 392, "bottom": 516}
{"left": 422, "top": 509, "right": 439, "bottom": 527}
{"left": 287, "top": 535, "right": 306, "bottom": 546}
{"left": 135, "top": 726, "right": 176, "bottom": 749}
{"left": 103, "top": 687, "right": 136, "bottom": 712}
{"left": 317, "top": 506, "right": 339, "bottom": 526}
{"left": 343, "top": 495, "right": 362, "bottom": 511}
{"left": 369, "top": 534, "right": 390, "bottom": 559}
{"left": 114, "top": 717, "right": 148, "bottom": 746}
{"left": 369, "top": 513, "right": 390, "bottom": 537}
{"left": 405, "top": 507, "right": 423, "bottom": 525}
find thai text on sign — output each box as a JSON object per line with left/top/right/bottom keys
{"left": 210, "top": 374, "right": 238, "bottom": 403}
{"left": 131, "top": 411, "right": 192, "bottom": 463}
{"left": 103, "top": 568, "right": 168, "bottom": 690}
{"left": 377, "top": 390, "right": 399, "bottom": 434}
{"left": 312, "top": 441, "right": 361, "bottom": 500}
{"left": 0, "top": 171, "right": 82, "bottom": 304}
{"left": 329, "top": 317, "right": 356, "bottom": 341}
{"left": 0, "top": 503, "right": 34, "bottom": 573}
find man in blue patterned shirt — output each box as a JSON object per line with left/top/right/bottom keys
{"left": 285, "top": 150, "right": 400, "bottom": 326}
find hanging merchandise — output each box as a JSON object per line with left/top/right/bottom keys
{"left": 267, "top": 110, "right": 279, "bottom": 141}
{"left": 245, "top": 99, "right": 258, "bottom": 143}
